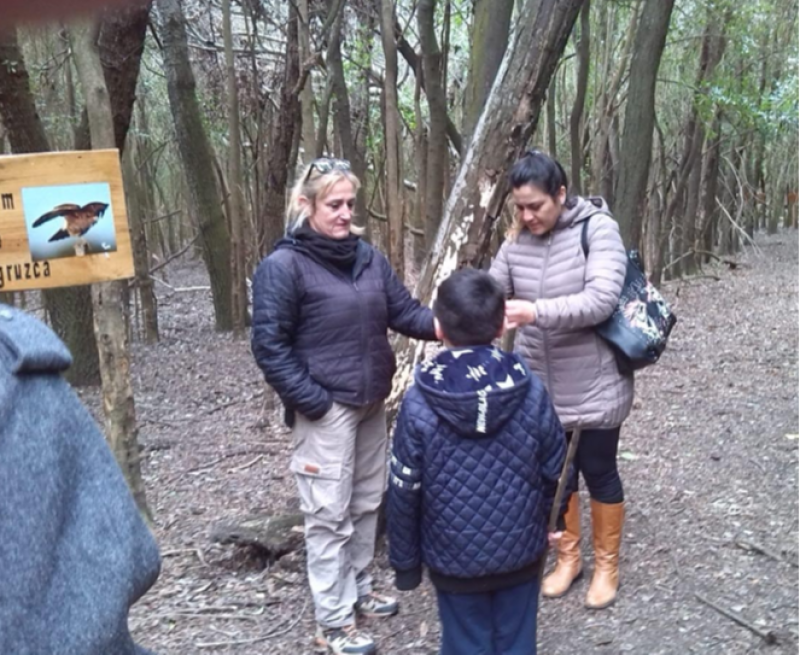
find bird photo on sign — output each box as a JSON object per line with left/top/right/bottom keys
{"left": 22, "top": 182, "right": 117, "bottom": 261}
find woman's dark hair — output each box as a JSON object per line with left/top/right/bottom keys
{"left": 509, "top": 149, "right": 569, "bottom": 198}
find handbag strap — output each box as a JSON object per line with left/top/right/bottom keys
{"left": 579, "top": 210, "right": 613, "bottom": 257}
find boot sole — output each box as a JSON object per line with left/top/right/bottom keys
{"left": 541, "top": 569, "right": 584, "bottom": 598}
{"left": 314, "top": 637, "right": 378, "bottom": 655}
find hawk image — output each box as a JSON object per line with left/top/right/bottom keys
{"left": 32, "top": 202, "right": 110, "bottom": 256}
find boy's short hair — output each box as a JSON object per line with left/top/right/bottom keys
{"left": 434, "top": 269, "right": 505, "bottom": 346}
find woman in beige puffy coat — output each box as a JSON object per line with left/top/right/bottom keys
{"left": 489, "top": 150, "right": 634, "bottom": 610}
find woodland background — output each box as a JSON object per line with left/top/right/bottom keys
{"left": 0, "top": 0, "right": 797, "bottom": 651}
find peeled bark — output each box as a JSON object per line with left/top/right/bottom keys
{"left": 388, "top": 0, "right": 585, "bottom": 414}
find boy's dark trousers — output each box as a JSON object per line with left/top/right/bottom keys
{"left": 436, "top": 577, "right": 540, "bottom": 655}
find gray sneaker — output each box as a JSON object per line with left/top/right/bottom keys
{"left": 315, "top": 624, "right": 376, "bottom": 655}
{"left": 355, "top": 592, "right": 399, "bottom": 619}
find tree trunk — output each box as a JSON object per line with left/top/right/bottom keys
{"left": 379, "top": 0, "right": 404, "bottom": 277}
{"left": 122, "top": 141, "right": 159, "bottom": 343}
{"left": 614, "top": 0, "right": 674, "bottom": 248}
{"left": 157, "top": 0, "right": 233, "bottom": 331}
{"left": 0, "top": 27, "right": 100, "bottom": 386}
{"left": 69, "top": 17, "right": 150, "bottom": 521}
{"left": 413, "top": 62, "right": 429, "bottom": 268}
{"left": 699, "top": 109, "right": 723, "bottom": 262}
{"left": 569, "top": 0, "right": 591, "bottom": 195}
{"left": 395, "top": 26, "right": 463, "bottom": 156}
{"left": 462, "top": 0, "right": 514, "bottom": 148}
{"left": 260, "top": 4, "right": 301, "bottom": 255}
{"left": 327, "top": 0, "right": 369, "bottom": 234}
{"left": 666, "top": 16, "right": 727, "bottom": 276}
{"left": 388, "top": 0, "right": 585, "bottom": 413}
{"left": 223, "top": 0, "right": 248, "bottom": 334}
{"left": 546, "top": 75, "right": 557, "bottom": 157}
{"left": 298, "top": 0, "right": 317, "bottom": 163}
{"left": 418, "top": 0, "right": 449, "bottom": 252}
{"left": 74, "top": 2, "right": 151, "bottom": 153}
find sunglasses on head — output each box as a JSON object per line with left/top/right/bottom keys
{"left": 305, "top": 157, "right": 352, "bottom": 181}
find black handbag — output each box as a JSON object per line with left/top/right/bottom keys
{"left": 581, "top": 216, "right": 677, "bottom": 374}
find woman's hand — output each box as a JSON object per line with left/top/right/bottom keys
{"left": 547, "top": 531, "right": 563, "bottom": 548}
{"left": 505, "top": 300, "right": 536, "bottom": 329}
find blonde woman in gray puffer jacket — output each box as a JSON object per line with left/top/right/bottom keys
{"left": 489, "top": 150, "right": 634, "bottom": 611}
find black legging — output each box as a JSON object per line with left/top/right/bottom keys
{"left": 566, "top": 427, "right": 624, "bottom": 504}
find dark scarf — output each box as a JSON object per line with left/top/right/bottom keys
{"left": 294, "top": 224, "right": 360, "bottom": 271}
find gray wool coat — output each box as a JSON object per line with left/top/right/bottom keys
{"left": 490, "top": 196, "right": 634, "bottom": 430}
{"left": 0, "top": 305, "right": 160, "bottom": 655}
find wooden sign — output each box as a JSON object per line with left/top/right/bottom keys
{"left": 0, "top": 149, "right": 134, "bottom": 292}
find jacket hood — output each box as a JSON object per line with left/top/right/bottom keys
{"left": 415, "top": 345, "right": 531, "bottom": 438}
{"left": 557, "top": 195, "right": 610, "bottom": 230}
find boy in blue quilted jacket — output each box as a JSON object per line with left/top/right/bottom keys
{"left": 387, "top": 269, "right": 568, "bottom": 655}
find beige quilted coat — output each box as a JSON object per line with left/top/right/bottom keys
{"left": 490, "top": 196, "right": 634, "bottom": 430}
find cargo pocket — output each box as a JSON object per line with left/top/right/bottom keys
{"left": 291, "top": 459, "right": 347, "bottom": 523}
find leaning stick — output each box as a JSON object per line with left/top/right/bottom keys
{"left": 538, "top": 429, "right": 582, "bottom": 586}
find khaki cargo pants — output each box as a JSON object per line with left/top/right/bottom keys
{"left": 291, "top": 400, "right": 388, "bottom": 628}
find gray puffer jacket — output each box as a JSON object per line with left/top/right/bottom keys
{"left": 0, "top": 305, "right": 160, "bottom": 654}
{"left": 490, "top": 196, "right": 634, "bottom": 430}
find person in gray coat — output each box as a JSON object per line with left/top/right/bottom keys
{"left": 0, "top": 304, "right": 160, "bottom": 654}
{"left": 490, "top": 150, "right": 634, "bottom": 611}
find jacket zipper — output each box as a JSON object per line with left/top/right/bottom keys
{"left": 540, "top": 233, "right": 555, "bottom": 395}
{"left": 353, "top": 272, "right": 370, "bottom": 405}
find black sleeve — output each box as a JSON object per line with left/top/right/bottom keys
{"left": 381, "top": 254, "right": 436, "bottom": 341}
{"left": 250, "top": 255, "right": 332, "bottom": 420}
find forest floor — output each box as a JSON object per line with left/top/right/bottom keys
{"left": 110, "top": 230, "right": 798, "bottom": 654}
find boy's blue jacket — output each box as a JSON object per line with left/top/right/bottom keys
{"left": 387, "top": 345, "right": 567, "bottom": 593}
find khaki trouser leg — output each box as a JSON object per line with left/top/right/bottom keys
{"left": 292, "top": 401, "right": 387, "bottom": 628}
{"left": 348, "top": 402, "right": 388, "bottom": 597}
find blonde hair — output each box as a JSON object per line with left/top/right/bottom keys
{"left": 286, "top": 162, "right": 362, "bottom": 235}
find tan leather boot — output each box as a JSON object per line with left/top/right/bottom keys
{"left": 541, "top": 493, "right": 583, "bottom": 597}
{"left": 585, "top": 500, "right": 624, "bottom": 609}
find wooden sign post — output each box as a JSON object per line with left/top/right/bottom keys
{"left": 0, "top": 149, "right": 134, "bottom": 292}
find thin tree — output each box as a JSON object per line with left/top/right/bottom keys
{"left": 223, "top": 0, "right": 248, "bottom": 334}
{"left": 418, "top": 0, "right": 449, "bottom": 250}
{"left": 260, "top": 3, "right": 301, "bottom": 256}
{"left": 69, "top": 17, "right": 151, "bottom": 520}
{"left": 569, "top": 0, "right": 591, "bottom": 195}
{"left": 157, "top": 0, "right": 234, "bottom": 331}
{"left": 614, "top": 0, "right": 674, "bottom": 250}
{"left": 379, "top": 0, "right": 404, "bottom": 276}
{"left": 462, "top": 0, "right": 515, "bottom": 149}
